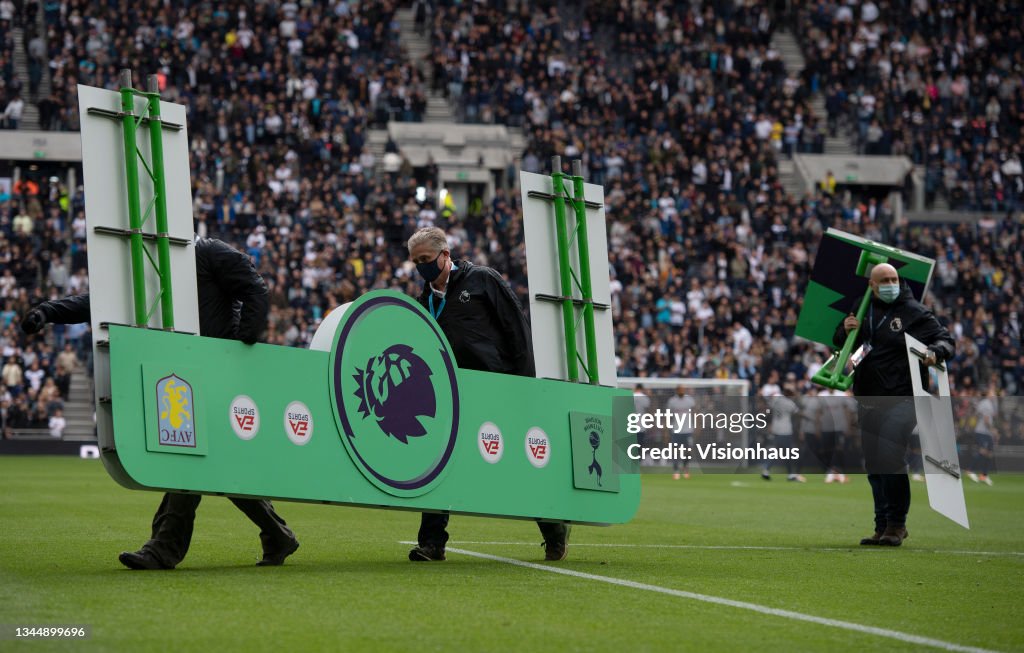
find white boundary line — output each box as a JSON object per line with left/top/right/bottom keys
{"left": 444, "top": 546, "right": 1002, "bottom": 653}
{"left": 402, "top": 541, "right": 1024, "bottom": 558}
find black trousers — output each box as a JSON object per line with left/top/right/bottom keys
{"left": 417, "top": 512, "right": 566, "bottom": 549}
{"left": 763, "top": 433, "right": 798, "bottom": 475}
{"left": 859, "top": 399, "right": 917, "bottom": 530}
{"left": 141, "top": 492, "right": 294, "bottom": 567}
{"left": 813, "top": 430, "right": 844, "bottom": 471}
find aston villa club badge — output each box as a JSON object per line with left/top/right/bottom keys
{"left": 156, "top": 374, "right": 195, "bottom": 447}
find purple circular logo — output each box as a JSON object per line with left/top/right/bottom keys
{"left": 330, "top": 293, "right": 460, "bottom": 496}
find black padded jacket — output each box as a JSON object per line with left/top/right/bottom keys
{"left": 832, "top": 281, "right": 954, "bottom": 397}
{"left": 416, "top": 260, "right": 535, "bottom": 377}
{"left": 35, "top": 237, "right": 268, "bottom": 343}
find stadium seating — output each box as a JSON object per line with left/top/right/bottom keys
{"left": 1, "top": 1, "right": 1021, "bottom": 443}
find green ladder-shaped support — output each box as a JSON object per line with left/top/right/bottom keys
{"left": 86, "top": 69, "right": 182, "bottom": 330}
{"left": 812, "top": 250, "right": 890, "bottom": 390}
{"left": 121, "top": 69, "right": 176, "bottom": 329}
{"left": 527, "top": 156, "right": 609, "bottom": 385}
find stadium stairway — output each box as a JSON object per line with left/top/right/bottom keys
{"left": 33, "top": 0, "right": 52, "bottom": 114}
{"left": 10, "top": 28, "right": 39, "bottom": 129}
{"left": 767, "top": 29, "right": 807, "bottom": 197}
{"left": 773, "top": 29, "right": 806, "bottom": 82}
{"left": 813, "top": 95, "right": 858, "bottom": 156}
{"left": 9, "top": 3, "right": 50, "bottom": 130}
{"left": 777, "top": 158, "right": 805, "bottom": 198}
{"left": 367, "top": 128, "right": 389, "bottom": 177}
{"left": 911, "top": 164, "right": 949, "bottom": 210}
{"left": 61, "top": 370, "right": 96, "bottom": 441}
{"left": 773, "top": 29, "right": 857, "bottom": 156}
{"left": 396, "top": 7, "right": 454, "bottom": 124}
{"left": 395, "top": 7, "right": 431, "bottom": 83}
{"left": 389, "top": 5, "right": 552, "bottom": 166}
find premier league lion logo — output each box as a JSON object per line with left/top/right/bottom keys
{"left": 353, "top": 344, "right": 436, "bottom": 443}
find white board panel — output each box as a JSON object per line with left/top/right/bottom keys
{"left": 309, "top": 302, "right": 353, "bottom": 352}
{"left": 905, "top": 333, "right": 969, "bottom": 529}
{"left": 520, "top": 171, "right": 615, "bottom": 386}
{"left": 78, "top": 84, "right": 200, "bottom": 446}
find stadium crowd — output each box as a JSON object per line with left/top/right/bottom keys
{"left": 1, "top": 1, "right": 24, "bottom": 129}
{"left": 793, "top": 0, "right": 1024, "bottom": 211}
{"left": 1, "top": 0, "right": 1021, "bottom": 443}
{"left": 0, "top": 172, "right": 86, "bottom": 437}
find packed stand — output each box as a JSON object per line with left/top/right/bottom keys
{"left": 0, "top": 175, "right": 88, "bottom": 437}
{"left": 3, "top": 1, "right": 1022, "bottom": 445}
{"left": 793, "top": 0, "right": 1024, "bottom": 211}
{"left": 38, "top": 0, "right": 413, "bottom": 132}
{"left": 1, "top": 0, "right": 24, "bottom": 129}
{"left": 424, "top": 0, "right": 826, "bottom": 155}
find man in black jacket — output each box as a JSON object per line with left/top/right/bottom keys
{"left": 834, "top": 263, "right": 954, "bottom": 547}
{"left": 405, "top": 227, "right": 569, "bottom": 562}
{"left": 20, "top": 237, "right": 299, "bottom": 569}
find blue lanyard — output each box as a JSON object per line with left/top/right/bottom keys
{"left": 428, "top": 293, "right": 446, "bottom": 320}
{"left": 427, "top": 263, "right": 457, "bottom": 320}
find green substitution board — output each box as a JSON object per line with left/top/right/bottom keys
{"left": 797, "top": 229, "right": 935, "bottom": 348}
{"left": 105, "top": 291, "right": 640, "bottom": 525}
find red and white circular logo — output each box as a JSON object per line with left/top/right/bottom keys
{"left": 284, "top": 401, "right": 313, "bottom": 446}
{"left": 478, "top": 421, "right": 503, "bottom": 464}
{"left": 229, "top": 395, "right": 260, "bottom": 440}
{"left": 525, "top": 427, "right": 550, "bottom": 468}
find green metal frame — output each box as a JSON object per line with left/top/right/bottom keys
{"left": 118, "top": 70, "right": 175, "bottom": 330}
{"left": 812, "top": 251, "right": 889, "bottom": 390}
{"left": 548, "top": 157, "right": 600, "bottom": 385}
{"left": 550, "top": 158, "right": 579, "bottom": 381}
{"left": 571, "top": 160, "right": 599, "bottom": 384}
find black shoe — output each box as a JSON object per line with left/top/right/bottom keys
{"left": 878, "top": 526, "right": 909, "bottom": 547}
{"left": 859, "top": 531, "right": 884, "bottom": 546}
{"left": 408, "top": 545, "right": 446, "bottom": 561}
{"left": 542, "top": 524, "right": 571, "bottom": 561}
{"left": 258, "top": 537, "right": 300, "bottom": 566}
{"left": 119, "top": 549, "right": 172, "bottom": 570}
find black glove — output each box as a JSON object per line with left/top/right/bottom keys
{"left": 20, "top": 308, "right": 46, "bottom": 335}
{"left": 238, "top": 331, "right": 259, "bottom": 345}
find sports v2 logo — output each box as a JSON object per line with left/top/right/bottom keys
{"left": 525, "top": 428, "right": 551, "bottom": 468}
{"left": 289, "top": 420, "right": 309, "bottom": 438}
{"left": 483, "top": 440, "right": 500, "bottom": 455}
{"left": 283, "top": 402, "right": 313, "bottom": 446}
{"left": 229, "top": 396, "right": 260, "bottom": 440}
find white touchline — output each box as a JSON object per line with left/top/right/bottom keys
{"left": 396, "top": 541, "right": 1024, "bottom": 558}
{"left": 445, "top": 546, "right": 1002, "bottom": 653}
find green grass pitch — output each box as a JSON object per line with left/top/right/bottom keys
{"left": 1, "top": 457, "right": 1021, "bottom": 652}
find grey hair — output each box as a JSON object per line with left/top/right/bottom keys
{"left": 407, "top": 227, "right": 449, "bottom": 254}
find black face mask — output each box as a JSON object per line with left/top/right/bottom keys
{"left": 416, "top": 252, "right": 445, "bottom": 283}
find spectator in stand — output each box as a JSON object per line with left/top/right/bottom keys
{"left": 2, "top": 355, "right": 22, "bottom": 395}
{"left": 47, "top": 406, "right": 65, "bottom": 437}
{"left": 2, "top": 92, "right": 22, "bottom": 129}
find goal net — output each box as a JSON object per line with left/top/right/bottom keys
{"left": 617, "top": 377, "right": 754, "bottom": 470}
